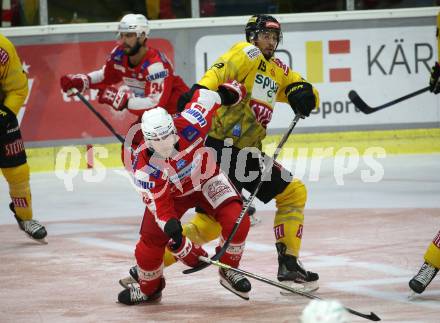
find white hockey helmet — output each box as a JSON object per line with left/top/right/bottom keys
{"left": 141, "top": 107, "right": 178, "bottom": 157}
{"left": 118, "top": 14, "right": 150, "bottom": 38}
{"left": 301, "top": 300, "right": 350, "bottom": 323}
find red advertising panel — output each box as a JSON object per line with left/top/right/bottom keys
{"left": 16, "top": 39, "right": 175, "bottom": 144}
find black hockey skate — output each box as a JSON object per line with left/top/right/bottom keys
{"left": 9, "top": 203, "right": 47, "bottom": 244}
{"left": 219, "top": 268, "right": 251, "bottom": 300}
{"left": 119, "top": 265, "right": 139, "bottom": 289}
{"left": 118, "top": 278, "right": 165, "bottom": 305}
{"left": 409, "top": 262, "right": 439, "bottom": 294}
{"left": 276, "top": 242, "right": 319, "bottom": 294}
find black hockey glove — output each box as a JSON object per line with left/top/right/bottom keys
{"left": 177, "top": 84, "right": 208, "bottom": 112}
{"left": 429, "top": 61, "right": 440, "bottom": 94}
{"left": 164, "top": 218, "right": 183, "bottom": 250}
{"left": 285, "top": 82, "right": 316, "bottom": 118}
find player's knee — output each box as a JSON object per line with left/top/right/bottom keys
{"left": 183, "top": 212, "right": 221, "bottom": 245}
{"left": 135, "top": 239, "right": 164, "bottom": 270}
{"left": 275, "top": 179, "right": 307, "bottom": 210}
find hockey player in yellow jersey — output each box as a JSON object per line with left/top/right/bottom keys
{"left": 0, "top": 34, "right": 47, "bottom": 243}
{"left": 408, "top": 14, "right": 440, "bottom": 294}
{"left": 179, "top": 14, "right": 320, "bottom": 292}
{"left": 119, "top": 14, "right": 320, "bottom": 293}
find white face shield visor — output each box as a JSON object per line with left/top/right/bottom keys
{"left": 146, "top": 131, "right": 178, "bottom": 159}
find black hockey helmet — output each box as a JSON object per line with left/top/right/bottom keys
{"left": 245, "top": 14, "right": 282, "bottom": 43}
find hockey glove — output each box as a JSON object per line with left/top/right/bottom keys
{"left": 429, "top": 61, "right": 440, "bottom": 94}
{"left": 167, "top": 235, "right": 208, "bottom": 268}
{"left": 217, "top": 80, "right": 247, "bottom": 106}
{"left": 60, "top": 74, "right": 90, "bottom": 96}
{"left": 98, "top": 86, "right": 131, "bottom": 111}
{"left": 285, "top": 82, "right": 317, "bottom": 118}
{"left": 164, "top": 218, "right": 208, "bottom": 267}
{"left": 177, "top": 84, "right": 207, "bottom": 112}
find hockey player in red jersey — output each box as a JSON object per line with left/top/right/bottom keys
{"left": 117, "top": 81, "right": 253, "bottom": 305}
{"left": 60, "top": 13, "right": 188, "bottom": 150}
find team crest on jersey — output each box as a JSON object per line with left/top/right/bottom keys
{"left": 243, "top": 45, "right": 261, "bottom": 60}
{"left": 180, "top": 125, "right": 200, "bottom": 142}
{"left": 182, "top": 106, "right": 207, "bottom": 127}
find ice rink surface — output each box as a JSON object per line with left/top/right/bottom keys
{"left": 1, "top": 153, "right": 439, "bottom": 322}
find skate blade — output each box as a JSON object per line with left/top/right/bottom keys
{"left": 119, "top": 276, "right": 137, "bottom": 289}
{"left": 25, "top": 233, "right": 48, "bottom": 245}
{"left": 280, "top": 281, "right": 319, "bottom": 295}
{"left": 219, "top": 279, "right": 250, "bottom": 300}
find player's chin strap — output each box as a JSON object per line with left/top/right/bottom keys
{"left": 183, "top": 114, "right": 302, "bottom": 275}
{"left": 199, "top": 256, "right": 381, "bottom": 321}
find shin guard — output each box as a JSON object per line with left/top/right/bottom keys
{"left": 2, "top": 163, "right": 33, "bottom": 221}
{"left": 273, "top": 179, "right": 307, "bottom": 257}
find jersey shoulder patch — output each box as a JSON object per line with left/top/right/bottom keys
{"left": 180, "top": 125, "right": 201, "bottom": 142}
{"left": 109, "top": 46, "right": 125, "bottom": 63}
{"left": 242, "top": 44, "right": 261, "bottom": 60}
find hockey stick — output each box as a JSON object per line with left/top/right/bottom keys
{"left": 183, "top": 114, "right": 302, "bottom": 275}
{"left": 199, "top": 256, "right": 381, "bottom": 321}
{"left": 72, "top": 89, "right": 125, "bottom": 144}
{"left": 348, "top": 86, "right": 429, "bottom": 114}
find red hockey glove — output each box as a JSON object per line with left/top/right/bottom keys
{"left": 60, "top": 74, "right": 90, "bottom": 96}
{"left": 98, "top": 86, "right": 130, "bottom": 111}
{"left": 217, "top": 80, "right": 247, "bottom": 106}
{"left": 429, "top": 61, "right": 440, "bottom": 94}
{"left": 167, "top": 236, "right": 208, "bottom": 268}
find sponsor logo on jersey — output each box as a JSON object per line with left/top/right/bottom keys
{"left": 0, "top": 48, "right": 9, "bottom": 65}
{"left": 180, "top": 125, "right": 200, "bottom": 142}
{"left": 169, "top": 154, "right": 201, "bottom": 183}
{"left": 12, "top": 197, "right": 28, "bottom": 208}
{"left": 135, "top": 178, "right": 155, "bottom": 190}
{"left": 182, "top": 107, "right": 207, "bottom": 127}
{"left": 253, "top": 73, "right": 279, "bottom": 105}
{"left": 5, "top": 139, "right": 25, "bottom": 157}
{"left": 146, "top": 70, "right": 168, "bottom": 81}
{"left": 433, "top": 231, "right": 440, "bottom": 248}
{"left": 274, "top": 224, "right": 285, "bottom": 240}
{"left": 250, "top": 100, "right": 273, "bottom": 128}
{"left": 176, "top": 159, "right": 187, "bottom": 170}
{"left": 243, "top": 45, "right": 261, "bottom": 60}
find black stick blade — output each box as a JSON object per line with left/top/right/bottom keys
{"left": 348, "top": 90, "right": 376, "bottom": 114}
{"left": 182, "top": 261, "right": 210, "bottom": 274}
{"left": 368, "top": 312, "right": 381, "bottom": 321}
